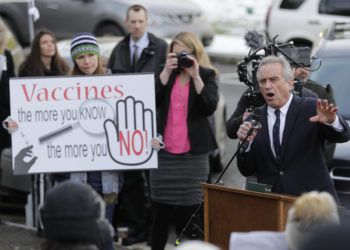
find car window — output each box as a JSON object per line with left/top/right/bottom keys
{"left": 280, "top": 0, "right": 305, "bottom": 9}
{"left": 310, "top": 57, "right": 350, "bottom": 118}
{"left": 319, "top": 0, "right": 350, "bottom": 16}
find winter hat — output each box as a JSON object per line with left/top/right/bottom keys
{"left": 70, "top": 32, "right": 100, "bottom": 61}
{"left": 40, "top": 180, "right": 114, "bottom": 249}
{"left": 176, "top": 240, "right": 220, "bottom": 250}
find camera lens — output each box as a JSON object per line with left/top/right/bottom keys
{"left": 177, "top": 51, "right": 193, "bottom": 69}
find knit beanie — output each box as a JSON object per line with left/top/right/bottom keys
{"left": 70, "top": 32, "right": 100, "bottom": 61}
{"left": 40, "top": 180, "right": 114, "bottom": 249}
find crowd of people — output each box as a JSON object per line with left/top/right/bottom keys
{"left": 0, "top": 3, "right": 349, "bottom": 250}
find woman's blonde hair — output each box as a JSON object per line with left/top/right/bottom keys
{"left": 285, "top": 191, "right": 339, "bottom": 250}
{"left": 170, "top": 32, "right": 218, "bottom": 76}
{"left": 0, "top": 18, "right": 8, "bottom": 54}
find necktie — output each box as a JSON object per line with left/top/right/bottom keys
{"left": 273, "top": 109, "right": 281, "bottom": 160}
{"left": 132, "top": 44, "right": 139, "bottom": 72}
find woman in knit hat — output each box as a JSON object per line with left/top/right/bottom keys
{"left": 66, "top": 32, "right": 119, "bottom": 250}
{"left": 70, "top": 32, "right": 106, "bottom": 75}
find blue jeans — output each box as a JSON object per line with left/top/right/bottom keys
{"left": 105, "top": 204, "right": 115, "bottom": 250}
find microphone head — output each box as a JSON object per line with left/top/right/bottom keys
{"left": 244, "top": 30, "right": 264, "bottom": 51}
{"left": 243, "top": 108, "right": 262, "bottom": 122}
{"left": 251, "top": 108, "right": 262, "bottom": 122}
{"left": 251, "top": 108, "right": 262, "bottom": 129}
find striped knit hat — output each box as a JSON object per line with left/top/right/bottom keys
{"left": 70, "top": 32, "right": 100, "bottom": 61}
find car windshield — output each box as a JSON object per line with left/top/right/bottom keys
{"left": 310, "top": 57, "right": 350, "bottom": 119}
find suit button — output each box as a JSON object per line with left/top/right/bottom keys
{"left": 279, "top": 171, "right": 284, "bottom": 175}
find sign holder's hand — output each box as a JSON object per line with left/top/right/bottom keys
{"left": 104, "top": 96, "right": 155, "bottom": 166}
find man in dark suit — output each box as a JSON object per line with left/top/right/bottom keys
{"left": 236, "top": 56, "right": 350, "bottom": 198}
{"left": 107, "top": 4, "right": 167, "bottom": 246}
{"left": 108, "top": 4, "right": 167, "bottom": 75}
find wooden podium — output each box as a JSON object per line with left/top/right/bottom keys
{"left": 202, "top": 183, "right": 296, "bottom": 250}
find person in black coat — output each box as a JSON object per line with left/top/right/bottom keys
{"left": 106, "top": 4, "right": 168, "bottom": 245}
{"left": 0, "top": 18, "right": 15, "bottom": 156}
{"left": 236, "top": 56, "right": 350, "bottom": 199}
{"left": 107, "top": 4, "right": 167, "bottom": 76}
{"left": 150, "top": 31, "right": 218, "bottom": 250}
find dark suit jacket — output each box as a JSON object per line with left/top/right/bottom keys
{"left": 237, "top": 96, "right": 350, "bottom": 197}
{"left": 107, "top": 32, "right": 167, "bottom": 76}
{"left": 156, "top": 66, "right": 218, "bottom": 154}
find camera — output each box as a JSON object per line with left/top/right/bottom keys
{"left": 177, "top": 51, "right": 193, "bottom": 69}
{"left": 278, "top": 46, "right": 311, "bottom": 67}
{"left": 237, "top": 32, "right": 312, "bottom": 111}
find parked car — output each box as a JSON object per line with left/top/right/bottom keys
{"left": 0, "top": 0, "right": 214, "bottom": 47}
{"left": 309, "top": 22, "right": 350, "bottom": 208}
{"left": 266, "top": 0, "right": 350, "bottom": 47}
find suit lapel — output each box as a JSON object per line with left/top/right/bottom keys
{"left": 260, "top": 105, "right": 277, "bottom": 163}
{"left": 121, "top": 44, "right": 132, "bottom": 72}
{"left": 187, "top": 67, "right": 205, "bottom": 113}
{"left": 188, "top": 77, "right": 196, "bottom": 112}
{"left": 280, "top": 96, "right": 302, "bottom": 161}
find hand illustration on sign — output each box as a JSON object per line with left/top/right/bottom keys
{"left": 104, "top": 96, "right": 155, "bottom": 165}
{"left": 14, "top": 145, "right": 37, "bottom": 175}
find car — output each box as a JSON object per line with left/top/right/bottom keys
{"left": 309, "top": 22, "right": 350, "bottom": 208}
{"left": 265, "top": 0, "right": 350, "bottom": 47}
{"left": 0, "top": 0, "right": 214, "bottom": 47}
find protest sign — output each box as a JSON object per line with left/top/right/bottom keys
{"left": 9, "top": 73, "right": 157, "bottom": 174}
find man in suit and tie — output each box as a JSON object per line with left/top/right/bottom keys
{"left": 108, "top": 4, "right": 167, "bottom": 75}
{"left": 107, "top": 4, "right": 167, "bottom": 246}
{"left": 236, "top": 56, "right": 350, "bottom": 199}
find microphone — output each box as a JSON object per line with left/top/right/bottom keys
{"left": 240, "top": 108, "right": 262, "bottom": 154}
{"left": 244, "top": 30, "right": 264, "bottom": 51}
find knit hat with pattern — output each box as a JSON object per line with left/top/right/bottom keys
{"left": 70, "top": 32, "right": 100, "bottom": 61}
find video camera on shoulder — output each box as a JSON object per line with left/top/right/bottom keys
{"left": 177, "top": 51, "right": 193, "bottom": 69}
{"left": 237, "top": 32, "right": 312, "bottom": 110}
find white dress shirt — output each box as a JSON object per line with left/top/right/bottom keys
{"left": 129, "top": 32, "right": 150, "bottom": 64}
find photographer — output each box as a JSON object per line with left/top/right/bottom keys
{"left": 150, "top": 31, "right": 218, "bottom": 250}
